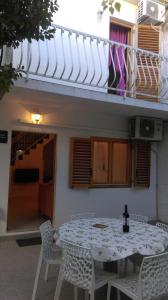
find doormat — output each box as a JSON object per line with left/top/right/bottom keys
{"left": 16, "top": 237, "right": 41, "bottom": 247}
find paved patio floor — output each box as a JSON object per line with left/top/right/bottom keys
{"left": 0, "top": 238, "right": 128, "bottom": 300}
{"left": 0, "top": 238, "right": 167, "bottom": 300}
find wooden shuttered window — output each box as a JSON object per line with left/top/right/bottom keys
{"left": 91, "top": 138, "right": 132, "bottom": 187}
{"left": 136, "top": 25, "right": 160, "bottom": 101}
{"left": 138, "top": 25, "right": 160, "bottom": 53}
{"left": 70, "top": 138, "right": 91, "bottom": 188}
{"left": 134, "top": 141, "right": 151, "bottom": 187}
{"left": 70, "top": 137, "right": 151, "bottom": 188}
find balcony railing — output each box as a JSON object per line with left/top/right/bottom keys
{"left": 7, "top": 24, "right": 168, "bottom": 102}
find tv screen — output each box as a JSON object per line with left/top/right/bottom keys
{"left": 15, "top": 168, "right": 39, "bottom": 183}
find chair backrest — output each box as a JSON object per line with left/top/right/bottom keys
{"left": 139, "top": 252, "right": 168, "bottom": 300}
{"left": 40, "top": 220, "right": 55, "bottom": 261}
{"left": 71, "top": 212, "right": 95, "bottom": 221}
{"left": 130, "top": 214, "right": 149, "bottom": 223}
{"left": 156, "top": 222, "right": 168, "bottom": 232}
{"left": 61, "top": 240, "right": 94, "bottom": 292}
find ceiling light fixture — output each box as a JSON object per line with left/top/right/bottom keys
{"left": 31, "top": 113, "right": 42, "bottom": 124}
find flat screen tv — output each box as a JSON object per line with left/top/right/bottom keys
{"left": 15, "top": 168, "right": 39, "bottom": 183}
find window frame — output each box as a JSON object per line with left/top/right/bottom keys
{"left": 90, "top": 137, "right": 132, "bottom": 188}
{"left": 69, "top": 137, "right": 151, "bottom": 189}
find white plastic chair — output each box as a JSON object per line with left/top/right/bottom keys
{"left": 71, "top": 212, "right": 95, "bottom": 221}
{"left": 54, "top": 240, "right": 115, "bottom": 300}
{"left": 156, "top": 222, "right": 168, "bottom": 232}
{"left": 121, "top": 214, "right": 149, "bottom": 273}
{"left": 32, "top": 221, "right": 62, "bottom": 300}
{"left": 107, "top": 251, "right": 168, "bottom": 300}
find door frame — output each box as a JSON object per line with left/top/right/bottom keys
{"left": 7, "top": 129, "right": 57, "bottom": 233}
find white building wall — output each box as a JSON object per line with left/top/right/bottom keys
{"left": 158, "top": 15, "right": 168, "bottom": 221}
{"left": 12, "top": 0, "right": 138, "bottom": 93}
{"left": 53, "top": 0, "right": 137, "bottom": 36}
{"left": 160, "top": 21, "right": 168, "bottom": 103}
{"left": 0, "top": 95, "right": 157, "bottom": 235}
{"left": 158, "top": 123, "right": 168, "bottom": 223}
{"left": 55, "top": 129, "right": 157, "bottom": 227}
{"left": 2, "top": 0, "right": 166, "bottom": 235}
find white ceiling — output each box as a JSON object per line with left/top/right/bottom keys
{"left": 11, "top": 85, "right": 168, "bottom": 119}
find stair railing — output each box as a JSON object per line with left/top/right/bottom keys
{"left": 11, "top": 133, "right": 48, "bottom": 165}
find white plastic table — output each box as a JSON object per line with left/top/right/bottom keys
{"left": 55, "top": 218, "right": 168, "bottom": 262}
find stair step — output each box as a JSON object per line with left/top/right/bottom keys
{"left": 37, "top": 139, "right": 43, "bottom": 144}
{"left": 25, "top": 150, "right": 30, "bottom": 154}
{"left": 31, "top": 145, "right": 37, "bottom": 149}
{"left": 18, "top": 155, "right": 23, "bottom": 160}
{"left": 44, "top": 134, "right": 49, "bottom": 139}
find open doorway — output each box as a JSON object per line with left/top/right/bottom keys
{"left": 7, "top": 131, "right": 56, "bottom": 233}
{"left": 108, "top": 21, "right": 132, "bottom": 95}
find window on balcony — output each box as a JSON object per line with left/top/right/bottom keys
{"left": 108, "top": 22, "right": 131, "bottom": 96}
{"left": 107, "top": 21, "right": 160, "bottom": 102}
{"left": 136, "top": 25, "right": 160, "bottom": 101}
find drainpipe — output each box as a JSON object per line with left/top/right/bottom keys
{"left": 155, "top": 144, "right": 159, "bottom": 221}
{"left": 151, "top": 143, "right": 159, "bottom": 221}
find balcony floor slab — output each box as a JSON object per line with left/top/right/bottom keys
{"left": 13, "top": 78, "right": 168, "bottom": 121}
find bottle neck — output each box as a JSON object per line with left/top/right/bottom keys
{"left": 124, "top": 205, "right": 129, "bottom": 216}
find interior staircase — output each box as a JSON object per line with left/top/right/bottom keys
{"left": 8, "top": 132, "right": 55, "bottom": 231}
{"left": 11, "top": 132, "right": 49, "bottom": 165}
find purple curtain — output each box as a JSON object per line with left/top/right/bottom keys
{"left": 109, "top": 24, "right": 128, "bottom": 94}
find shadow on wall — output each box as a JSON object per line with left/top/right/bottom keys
{"left": 0, "top": 208, "right": 6, "bottom": 220}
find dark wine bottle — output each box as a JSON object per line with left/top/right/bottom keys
{"left": 123, "top": 204, "right": 129, "bottom": 233}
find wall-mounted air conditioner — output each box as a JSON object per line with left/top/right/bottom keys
{"left": 138, "top": 0, "right": 165, "bottom": 24}
{"left": 129, "top": 116, "right": 163, "bottom": 141}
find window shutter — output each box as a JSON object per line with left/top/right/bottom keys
{"left": 91, "top": 138, "right": 132, "bottom": 186}
{"left": 134, "top": 141, "right": 151, "bottom": 187}
{"left": 136, "top": 25, "right": 160, "bottom": 101}
{"left": 92, "top": 140, "right": 109, "bottom": 184}
{"left": 138, "top": 25, "right": 160, "bottom": 53}
{"left": 70, "top": 138, "right": 91, "bottom": 188}
{"left": 111, "top": 141, "right": 132, "bottom": 185}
